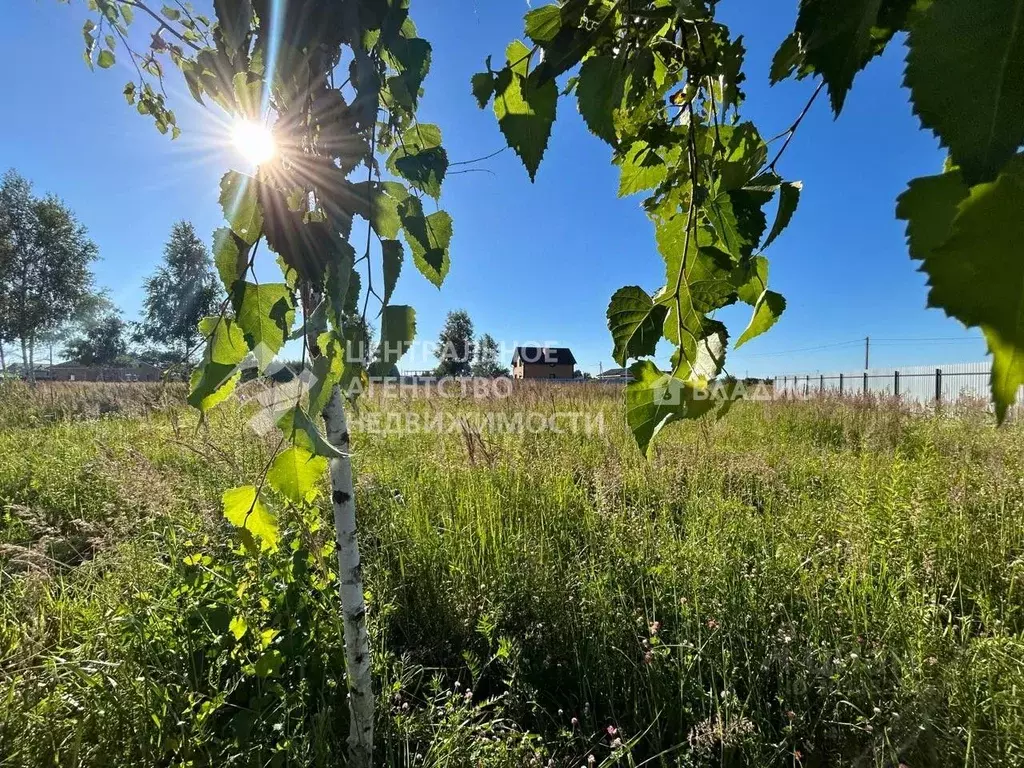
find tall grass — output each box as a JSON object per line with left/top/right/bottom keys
{"left": 1, "top": 382, "right": 1022, "bottom": 766}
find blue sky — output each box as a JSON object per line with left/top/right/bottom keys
{"left": 3, "top": 0, "right": 986, "bottom": 375}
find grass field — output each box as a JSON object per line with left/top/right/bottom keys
{"left": 1, "top": 380, "right": 1023, "bottom": 767}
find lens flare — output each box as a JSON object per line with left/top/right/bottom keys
{"left": 232, "top": 120, "right": 276, "bottom": 165}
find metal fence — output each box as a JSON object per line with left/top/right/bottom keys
{"left": 771, "top": 361, "right": 1023, "bottom": 407}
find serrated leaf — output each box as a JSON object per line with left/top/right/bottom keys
{"left": 378, "top": 305, "right": 416, "bottom": 366}
{"left": 471, "top": 71, "right": 496, "bottom": 108}
{"left": 524, "top": 4, "right": 563, "bottom": 44}
{"left": 267, "top": 445, "right": 327, "bottom": 506}
{"left": 188, "top": 316, "right": 248, "bottom": 412}
{"left": 607, "top": 286, "right": 668, "bottom": 367}
{"left": 233, "top": 282, "right": 294, "bottom": 371}
{"left": 382, "top": 239, "right": 403, "bottom": 306}
{"left": 625, "top": 360, "right": 716, "bottom": 456}
{"left": 278, "top": 406, "right": 344, "bottom": 459}
{"left": 616, "top": 142, "right": 670, "bottom": 198}
{"left": 762, "top": 181, "right": 802, "bottom": 250}
{"left": 731, "top": 255, "right": 769, "bottom": 306}
{"left": 222, "top": 485, "right": 278, "bottom": 552}
{"left": 905, "top": 0, "right": 1024, "bottom": 184}
{"left": 399, "top": 200, "right": 451, "bottom": 287}
{"left": 794, "top": 0, "right": 883, "bottom": 114}
{"left": 493, "top": 44, "right": 557, "bottom": 181}
{"left": 309, "top": 334, "right": 344, "bottom": 417}
{"left": 387, "top": 124, "right": 447, "bottom": 199}
{"left": 770, "top": 32, "right": 803, "bottom": 85}
{"left": 213, "top": 227, "right": 249, "bottom": 293}
{"left": 388, "top": 37, "right": 431, "bottom": 109}
{"left": 576, "top": 55, "right": 623, "bottom": 146}
{"left": 899, "top": 160, "right": 1024, "bottom": 420}
{"left": 219, "top": 171, "right": 262, "bottom": 245}
{"left": 735, "top": 290, "right": 786, "bottom": 348}
{"left": 324, "top": 240, "right": 356, "bottom": 334}
{"left": 703, "top": 188, "right": 766, "bottom": 262}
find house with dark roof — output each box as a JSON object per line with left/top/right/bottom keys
{"left": 511, "top": 347, "right": 576, "bottom": 380}
{"left": 48, "top": 360, "right": 163, "bottom": 382}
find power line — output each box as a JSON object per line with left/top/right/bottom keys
{"left": 737, "top": 335, "right": 981, "bottom": 359}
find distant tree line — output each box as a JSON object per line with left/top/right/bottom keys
{"left": 0, "top": 169, "right": 221, "bottom": 379}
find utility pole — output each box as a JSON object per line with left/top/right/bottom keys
{"left": 864, "top": 336, "right": 870, "bottom": 370}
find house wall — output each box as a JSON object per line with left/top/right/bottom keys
{"left": 518, "top": 362, "right": 575, "bottom": 380}
{"left": 51, "top": 367, "right": 161, "bottom": 382}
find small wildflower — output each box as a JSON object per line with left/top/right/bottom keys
{"left": 786, "top": 710, "right": 796, "bottom": 720}
{"left": 571, "top": 716, "right": 578, "bottom": 727}
{"left": 706, "top": 618, "right": 720, "bottom": 630}
{"left": 606, "top": 725, "right": 618, "bottom": 737}
{"left": 611, "top": 738, "right": 622, "bottom": 749}
{"left": 643, "top": 650, "right": 654, "bottom": 665}
{"left": 649, "top": 620, "right": 661, "bottom": 635}
{"left": 587, "top": 755, "right": 596, "bottom": 766}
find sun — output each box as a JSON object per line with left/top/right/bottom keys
{"left": 231, "top": 120, "right": 276, "bottom": 165}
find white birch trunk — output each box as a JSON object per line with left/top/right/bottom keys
{"left": 322, "top": 385, "right": 373, "bottom": 767}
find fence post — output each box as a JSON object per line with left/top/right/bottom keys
{"left": 863, "top": 371, "right": 868, "bottom": 394}
{"left": 805, "top": 375, "right": 809, "bottom": 396}
{"left": 820, "top": 374, "right": 824, "bottom": 394}
{"left": 935, "top": 367, "right": 942, "bottom": 402}
{"left": 839, "top": 373, "right": 844, "bottom": 395}
{"left": 894, "top": 370, "right": 900, "bottom": 398}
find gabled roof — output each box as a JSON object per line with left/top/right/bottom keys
{"left": 512, "top": 346, "right": 576, "bottom": 366}
{"left": 597, "top": 367, "right": 627, "bottom": 378}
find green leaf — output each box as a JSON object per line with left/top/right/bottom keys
{"left": 253, "top": 649, "right": 284, "bottom": 677}
{"left": 761, "top": 181, "right": 802, "bottom": 250}
{"left": 309, "top": 334, "right": 343, "bottom": 417}
{"left": 267, "top": 445, "right": 327, "bottom": 506}
{"left": 233, "top": 282, "right": 294, "bottom": 371}
{"left": 219, "top": 171, "right": 262, "bottom": 245}
{"left": 524, "top": 4, "right": 563, "bottom": 44}
{"left": 213, "top": 227, "right": 249, "bottom": 293}
{"left": 382, "top": 239, "right": 403, "bottom": 306}
{"left": 895, "top": 169, "right": 968, "bottom": 261}
{"left": 493, "top": 43, "right": 558, "bottom": 181}
{"left": 905, "top": 0, "right": 1024, "bottom": 184}
{"left": 278, "top": 406, "right": 344, "bottom": 459}
{"left": 161, "top": 4, "right": 181, "bottom": 20}
{"left": 703, "top": 188, "right": 766, "bottom": 262}
{"left": 399, "top": 200, "right": 452, "bottom": 288}
{"left": 625, "top": 360, "right": 716, "bottom": 456}
{"left": 324, "top": 240, "right": 356, "bottom": 334}
{"left": 188, "top": 316, "right": 248, "bottom": 412}
{"left": 607, "top": 286, "right": 668, "bottom": 367}
{"left": 229, "top": 615, "right": 248, "bottom": 641}
{"left": 770, "top": 32, "right": 803, "bottom": 85}
{"left": 222, "top": 485, "right": 279, "bottom": 552}
{"left": 387, "top": 124, "right": 447, "bottom": 199}
{"left": 683, "top": 320, "right": 729, "bottom": 383}
{"left": 616, "top": 142, "right": 670, "bottom": 198}
{"left": 731, "top": 255, "right": 769, "bottom": 306}
{"left": 793, "top": 0, "right": 884, "bottom": 114}
{"left": 471, "top": 71, "right": 496, "bottom": 108}
{"left": 359, "top": 180, "right": 408, "bottom": 240}
{"left": 899, "top": 160, "right": 1024, "bottom": 420}
{"left": 387, "top": 37, "right": 431, "bottom": 109}
{"left": 735, "top": 290, "right": 786, "bottom": 348}
{"left": 97, "top": 49, "right": 115, "bottom": 68}
{"left": 576, "top": 55, "right": 623, "bottom": 145}
{"left": 378, "top": 305, "right": 416, "bottom": 366}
